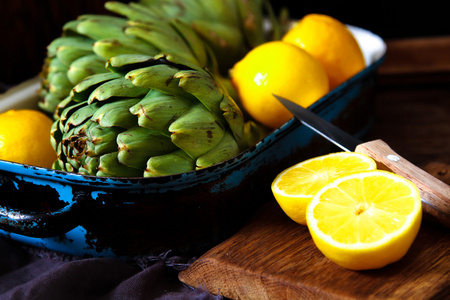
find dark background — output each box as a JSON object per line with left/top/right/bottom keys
{"left": 0, "top": 0, "right": 448, "bottom": 88}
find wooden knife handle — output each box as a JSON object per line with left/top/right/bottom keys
{"left": 356, "top": 139, "right": 450, "bottom": 228}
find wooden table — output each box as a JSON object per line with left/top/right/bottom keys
{"left": 372, "top": 36, "right": 450, "bottom": 181}
{"left": 179, "top": 36, "right": 450, "bottom": 299}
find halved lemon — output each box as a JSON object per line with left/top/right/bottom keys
{"left": 306, "top": 170, "right": 422, "bottom": 270}
{"left": 271, "top": 152, "right": 377, "bottom": 225}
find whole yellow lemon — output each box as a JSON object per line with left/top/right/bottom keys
{"left": 0, "top": 109, "right": 56, "bottom": 168}
{"left": 282, "top": 14, "right": 365, "bottom": 90}
{"left": 231, "top": 41, "right": 329, "bottom": 129}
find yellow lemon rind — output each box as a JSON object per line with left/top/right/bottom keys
{"left": 230, "top": 41, "right": 329, "bottom": 129}
{"left": 282, "top": 13, "right": 365, "bottom": 90}
{"left": 0, "top": 109, "right": 56, "bottom": 168}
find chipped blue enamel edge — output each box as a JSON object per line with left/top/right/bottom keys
{"left": 0, "top": 226, "right": 118, "bottom": 257}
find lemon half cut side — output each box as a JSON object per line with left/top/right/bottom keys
{"left": 271, "top": 152, "right": 377, "bottom": 225}
{"left": 306, "top": 170, "right": 422, "bottom": 270}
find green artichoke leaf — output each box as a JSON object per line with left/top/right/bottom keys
{"left": 53, "top": 141, "right": 70, "bottom": 172}
{"left": 144, "top": 149, "right": 195, "bottom": 177}
{"left": 58, "top": 100, "right": 86, "bottom": 128}
{"left": 234, "top": 0, "right": 266, "bottom": 48}
{"left": 126, "top": 64, "right": 190, "bottom": 98}
{"left": 191, "top": 19, "right": 243, "bottom": 50}
{"left": 52, "top": 151, "right": 65, "bottom": 171}
{"left": 55, "top": 45, "right": 94, "bottom": 67}
{"left": 157, "top": 52, "right": 205, "bottom": 72}
{"left": 106, "top": 54, "right": 155, "bottom": 74}
{"left": 47, "top": 71, "right": 72, "bottom": 99}
{"left": 219, "top": 94, "right": 245, "bottom": 142}
{"left": 126, "top": 2, "right": 169, "bottom": 19}
{"left": 175, "top": 69, "right": 228, "bottom": 117}
{"left": 190, "top": 20, "right": 244, "bottom": 72}
{"left": 50, "top": 119, "right": 63, "bottom": 151}
{"left": 71, "top": 72, "right": 122, "bottom": 103}
{"left": 61, "top": 19, "right": 83, "bottom": 36}
{"left": 63, "top": 161, "right": 76, "bottom": 173}
{"left": 62, "top": 15, "right": 125, "bottom": 38}
{"left": 137, "top": 0, "right": 208, "bottom": 23}
{"left": 97, "top": 152, "right": 143, "bottom": 177}
{"left": 169, "top": 18, "right": 209, "bottom": 69}
{"left": 129, "top": 89, "right": 192, "bottom": 135}
{"left": 75, "top": 16, "right": 128, "bottom": 40}
{"left": 87, "top": 77, "right": 149, "bottom": 104}
{"left": 196, "top": 130, "right": 239, "bottom": 169}
{"left": 125, "top": 20, "right": 202, "bottom": 67}
{"left": 86, "top": 123, "right": 124, "bottom": 157}
{"left": 104, "top": 1, "right": 160, "bottom": 22}
{"left": 40, "top": 57, "right": 71, "bottom": 113}
{"left": 200, "top": 0, "right": 240, "bottom": 26}
{"left": 39, "top": 92, "right": 61, "bottom": 117}
{"left": 63, "top": 101, "right": 102, "bottom": 132}
{"left": 54, "top": 96, "right": 80, "bottom": 121}
{"left": 77, "top": 14, "right": 130, "bottom": 27}
{"left": 47, "top": 36, "right": 94, "bottom": 58}
{"left": 78, "top": 156, "right": 100, "bottom": 176}
{"left": 108, "top": 52, "right": 202, "bottom": 79}
{"left": 93, "top": 36, "right": 159, "bottom": 61}
{"left": 117, "top": 126, "right": 178, "bottom": 170}
{"left": 47, "top": 58, "right": 68, "bottom": 74}
{"left": 175, "top": 69, "right": 245, "bottom": 142}
{"left": 169, "top": 102, "right": 225, "bottom": 159}
{"left": 91, "top": 98, "right": 141, "bottom": 129}
{"left": 67, "top": 54, "right": 108, "bottom": 85}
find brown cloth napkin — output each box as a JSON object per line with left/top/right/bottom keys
{"left": 0, "top": 238, "right": 222, "bottom": 300}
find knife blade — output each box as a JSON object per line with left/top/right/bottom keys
{"left": 274, "top": 94, "right": 450, "bottom": 228}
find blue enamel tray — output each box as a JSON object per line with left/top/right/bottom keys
{"left": 0, "top": 26, "right": 386, "bottom": 258}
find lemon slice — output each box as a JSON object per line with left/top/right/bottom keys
{"left": 271, "top": 152, "right": 377, "bottom": 225}
{"left": 306, "top": 170, "right": 422, "bottom": 270}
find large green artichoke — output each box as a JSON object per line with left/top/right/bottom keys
{"left": 52, "top": 53, "right": 256, "bottom": 177}
{"left": 46, "top": 0, "right": 277, "bottom": 177}
{"left": 39, "top": 0, "right": 282, "bottom": 115}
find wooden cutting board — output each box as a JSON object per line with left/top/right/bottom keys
{"left": 178, "top": 200, "right": 449, "bottom": 299}
{"left": 178, "top": 36, "right": 450, "bottom": 299}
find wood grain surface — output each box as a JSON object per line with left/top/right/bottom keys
{"left": 178, "top": 37, "right": 450, "bottom": 299}
{"left": 179, "top": 201, "right": 449, "bottom": 299}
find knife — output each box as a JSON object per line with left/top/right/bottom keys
{"left": 274, "top": 94, "right": 450, "bottom": 228}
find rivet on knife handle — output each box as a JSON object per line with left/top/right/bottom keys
{"left": 356, "top": 139, "right": 450, "bottom": 228}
